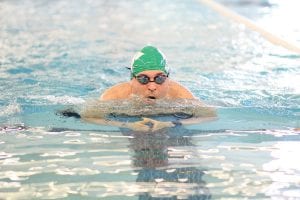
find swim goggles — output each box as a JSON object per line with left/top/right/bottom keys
{"left": 134, "top": 74, "right": 168, "bottom": 85}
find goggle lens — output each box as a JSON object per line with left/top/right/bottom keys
{"left": 136, "top": 74, "right": 167, "bottom": 85}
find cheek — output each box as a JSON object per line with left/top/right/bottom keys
{"left": 132, "top": 83, "right": 146, "bottom": 94}
{"left": 158, "top": 84, "right": 168, "bottom": 94}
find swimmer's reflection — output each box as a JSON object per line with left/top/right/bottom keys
{"left": 123, "top": 127, "right": 211, "bottom": 200}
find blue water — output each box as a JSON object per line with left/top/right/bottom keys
{"left": 1, "top": 0, "right": 300, "bottom": 199}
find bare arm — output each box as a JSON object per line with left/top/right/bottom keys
{"left": 80, "top": 106, "right": 154, "bottom": 132}
{"left": 82, "top": 117, "right": 152, "bottom": 132}
{"left": 146, "top": 105, "right": 217, "bottom": 131}
{"left": 178, "top": 110, "right": 217, "bottom": 126}
{"left": 167, "top": 81, "right": 217, "bottom": 127}
{"left": 181, "top": 104, "right": 217, "bottom": 125}
{"left": 81, "top": 105, "right": 217, "bottom": 132}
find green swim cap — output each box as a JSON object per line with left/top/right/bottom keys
{"left": 130, "top": 45, "right": 168, "bottom": 78}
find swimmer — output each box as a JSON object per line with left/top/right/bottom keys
{"left": 82, "top": 45, "right": 217, "bottom": 131}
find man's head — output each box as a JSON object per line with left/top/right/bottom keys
{"left": 130, "top": 46, "right": 170, "bottom": 99}
{"left": 130, "top": 45, "right": 168, "bottom": 78}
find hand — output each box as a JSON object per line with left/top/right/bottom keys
{"left": 125, "top": 118, "right": 175, "bottom": 132}
{"left": 142, "top": 117, "right": 175, "bottom": 132}
{"left": 126, "top": 118, "right": 152, "bottom": 132}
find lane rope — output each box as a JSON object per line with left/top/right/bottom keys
{"left": 198, "top": 0, "right": 300, "bottom": 54}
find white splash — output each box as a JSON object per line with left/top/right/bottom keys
{"left": 0, "top": 103, "right": 21, "bottom": 117}
{"left": 29, "top": 95, "right": 85, "bottom": 105}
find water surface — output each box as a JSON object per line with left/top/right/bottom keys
{"left": 0, "top": 0, "right": 300, "bottom": 199}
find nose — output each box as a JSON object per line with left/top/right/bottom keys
{"left": 147, "top": 82, "right": 157, "bottom": 92}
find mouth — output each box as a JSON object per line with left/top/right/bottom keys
{"left": 148, "top": 96, "right": 156, "bottom": 99}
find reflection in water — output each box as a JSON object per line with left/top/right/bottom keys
{"left": 124, "top": 127, "right": 211, "bottom": 199}
{"left": 1, "top": 125, "right": 300, "bottom": 198}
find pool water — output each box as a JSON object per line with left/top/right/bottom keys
{"left": 1, "top": 0, "right": 300, "bottom": 199}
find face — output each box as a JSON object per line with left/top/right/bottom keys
{"left": 130, "top": 70, "right": 169, "bottom": 100}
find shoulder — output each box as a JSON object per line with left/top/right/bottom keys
{"left": 100, "top": 82, "right": 131, "bottom": 100}
{"left": 167, "top": 80, "right": 195, "bottom": 99}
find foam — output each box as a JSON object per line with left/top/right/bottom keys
{"left": 0, "top": 103, "right": 21, "bottom": 117}
{"left": 29, "top": 95, "right": 85, "bottom": 105}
